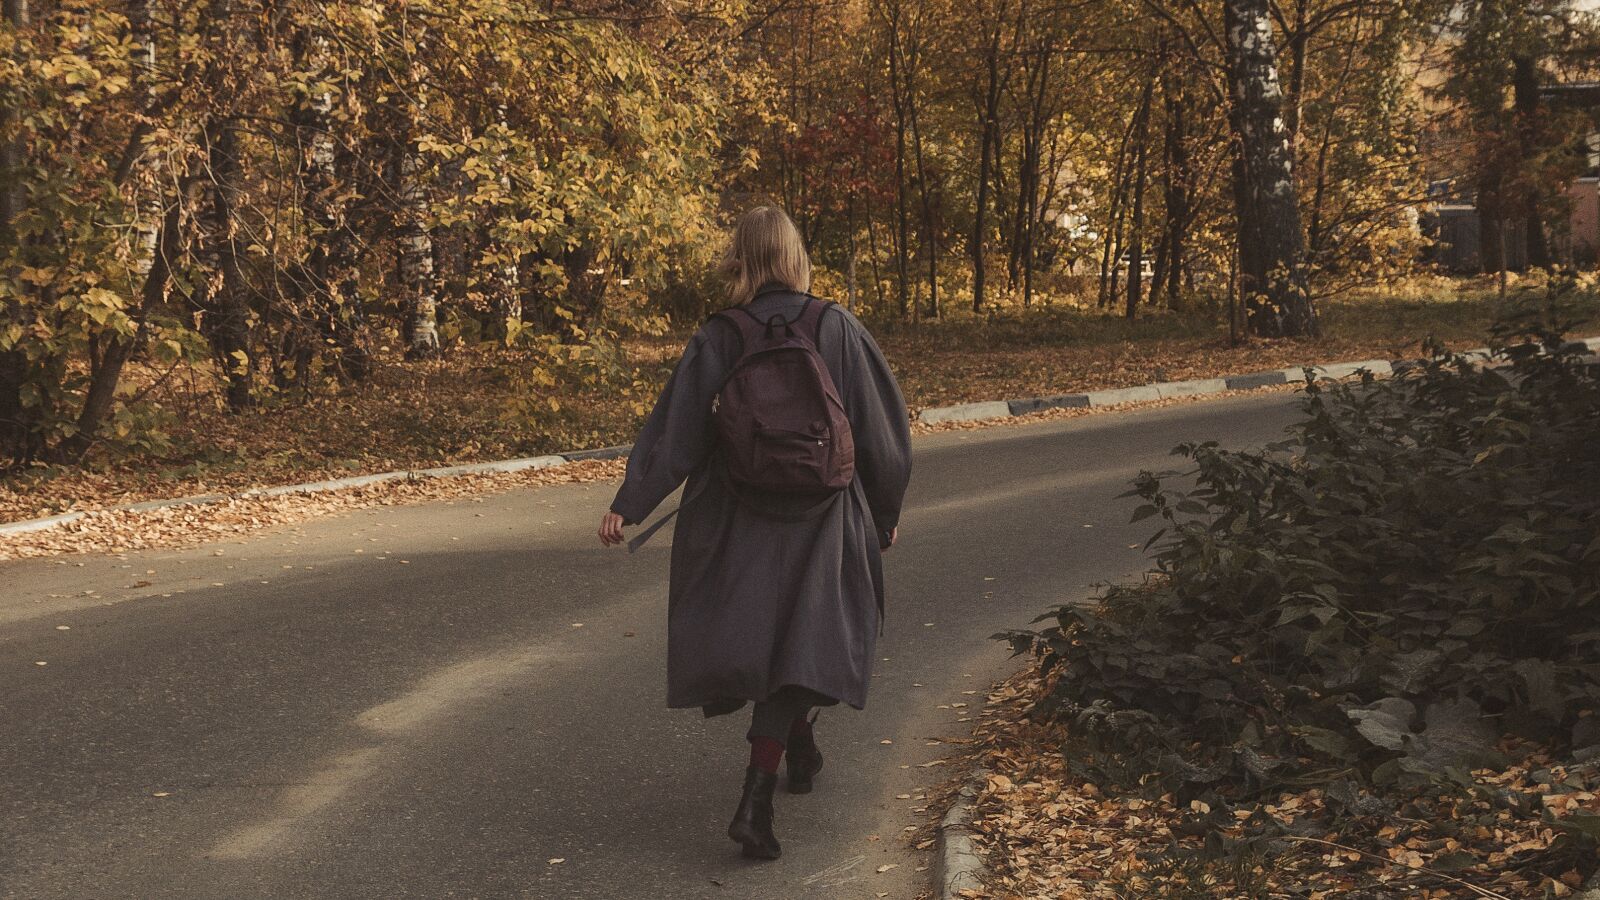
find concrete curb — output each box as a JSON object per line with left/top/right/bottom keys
{"left": 0, "top": 449, "right": 627, "bottom": 538}
{"left": 913, "top": 336, "right": 1600, "bottom": 425}
{"left": 0, "top": 511, "right": 88, "bottom": 535}
{"left": 920, "top": 401, "right": 1012, "bottom": 425}
{"left": 937, "top": 772, "right": 987, "bottom": 900}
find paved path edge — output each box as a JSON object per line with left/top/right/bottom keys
{"left": 937, "top": 771, "right": 988, "bottom": 899}
{"left": 1, "top": 448, "right": 629, "bottom": 537}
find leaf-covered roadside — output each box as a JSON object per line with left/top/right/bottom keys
{"left": 959, "top": 666, "right": 1600, "bottom": 898}
{"left": 981, "top": 285, "right": 1600, "bottom": 896}
{"left": 0, "top": 459, "right": 627, "bottom": 561}
{"left": 9, "top": 279, "right": 1585, "bottom": 525}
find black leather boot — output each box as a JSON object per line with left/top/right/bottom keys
{"left": 727, "top": 766, "right": 782, "bottom": 859}
{"left": 786, "top": 734, "right": 824, "bottom": 794}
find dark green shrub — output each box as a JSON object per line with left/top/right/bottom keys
{"left": 1001, "top": 298, "right": 1600, "bottom": 794}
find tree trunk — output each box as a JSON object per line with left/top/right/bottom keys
{"left": 129, "top": 0, "right": 161, "bottom": 278}
{"left": 397, "top": 139, "right": 440, "bottom": 357}
{"left": 200, "top": 116, "right": 254, "bottom": 408}
{"left": 0, "top": 0, "right": 23, "bottom": 242}
{"left": 972, "top": 0, "right": 1008, "bottom": 313}
{"left": 1022, "top": 44, "right": 1052, "bottom": 308}
{"left": 396, "top": 19, "right": 440, "bottom": 358}
{"left": 562, "top": 242, "right": 607, "bottom": 327}
{"left": 1012, "top": 27, "right": 1055, "bottom": 307}
{"left": 1224, "top": 0, "right": 1316, "bottom": 338}
{"left": 61, "top": 181, "right": 189, "bottom": 461}
{"left": 1126, "top": 76, "right": 1154, "bottom": 320}
{"left": 0, "top": 0, "right": 32, "bottom": 464}
{"left": 881, "top": 0, "right": 913, "bottom": 318}
{"left": 294, "top": 29, "right": 368, "bottom": 381}
{"left": 1284, "top": 0, "right": 1307, "bottom": 142}
{"left": 908, "top": 75, "right": 938, "bottom": 320}
{"left": 845, "top": 200, "right": 859, "bottom": 310}
{"left": 479, "top": 75, "right": 521, "bottom": 342}
{"left": 1161, "top": 69, "right": 1189, "bottom": 307}
{"left": 972, "top": 72, "right": 997, "bottom": 313}
{"left": 1098, "top": 106, "right": 1139, "bottom": 307}
{"left": 863, "top": 186, "right": 887, "bottom": 312}
{"left": 1477, "top": 171, "right": 1504, "bottom": 274}
{"left": 1512, "top": 54, "right": 1551, "bottom": 270}
{"left": 192, "top": 0, "right": 254, "bottom": 409}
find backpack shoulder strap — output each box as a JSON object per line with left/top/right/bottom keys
{"left": 708, "top": 307, "right": 762, "bottom": 362}
{"left": 794, "top": 296, "right": 838, "bottom": 344}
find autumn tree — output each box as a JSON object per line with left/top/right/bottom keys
{"left": 1222, "top": 0, "right": 1316, "bottom": 336}
{"left": 1446, "top": 0, "right": 1600, "bottom": 273}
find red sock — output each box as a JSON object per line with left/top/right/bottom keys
{"left": 788, "top": 715, "right": 813, "bottom": 746}
{"left": 749, "top": 736, "right": 784, "bottom": 773}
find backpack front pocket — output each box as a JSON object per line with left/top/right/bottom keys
{"left": 751, "top": 423, "right": 831, "bottom": 491}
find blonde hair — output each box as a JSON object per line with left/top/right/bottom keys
{"left": 719, "top": 206, "right": 812, "bottom": 306}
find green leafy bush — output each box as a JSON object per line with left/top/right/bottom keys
{"left": 1002, "top": 307, "right": 1600, "bottom": 795}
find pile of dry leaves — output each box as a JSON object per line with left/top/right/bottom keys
{"left": 0, "top": 459, "right": 626, "bottom": 560}
{"left": 957, "top": 666, "right": 1600, "bottom": 899}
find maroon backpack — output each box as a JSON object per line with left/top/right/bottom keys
{"left": 710, "top": 297, "right": 856, "bottom": 495}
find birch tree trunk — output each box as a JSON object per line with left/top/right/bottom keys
{"left": 397, "top": 144, "right": 440, "bottom": 357}
{"left": 1224, "top": 0, "right": 1316, "bottom": 338}
{"left": 129, "top": 0, "right": 160, "bottom": 278}
{"left": 293, "top": 29, "right": 368, "bottom": 380}
{"left": 396, "top": 16, "right": 440, "bottom": 359}
{"left": 481, "top": 76, "right": 520, "bottom": 340}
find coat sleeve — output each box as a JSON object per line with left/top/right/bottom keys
{"left": 836, "top": 311, "right": 912, "bottom": 535}
{"left": 609, "top": 325, "right": 731, "bottom": 525}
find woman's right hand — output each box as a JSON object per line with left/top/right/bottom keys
{"left": 881, "top": 528, "right": 898, "bottom": 551}
{"left": 599, "top": 512, "right": 626, "bottom": 547}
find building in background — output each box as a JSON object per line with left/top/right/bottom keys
{"left": 1425, "top": 82, "right": 1600, "bottom": 272}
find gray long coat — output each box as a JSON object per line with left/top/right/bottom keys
{"left": 610, "top": 289, "right": 912, "bottom": 714}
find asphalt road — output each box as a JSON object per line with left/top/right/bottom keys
{"left": 1, "top": 392, "right": 1302, "bottom": 900}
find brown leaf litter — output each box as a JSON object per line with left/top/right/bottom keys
{"left": 0, "top": 459, "right": 626, "bottom": 561}
{"left": 951, "top": 664, "right": 1599, "bottom": 899}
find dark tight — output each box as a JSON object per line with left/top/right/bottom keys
{"left": 745, "top": 685, "right": 817, "bottom": 745}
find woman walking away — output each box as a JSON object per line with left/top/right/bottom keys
{"left": 598, "top": 206, "right": 912, "bottom": 860}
